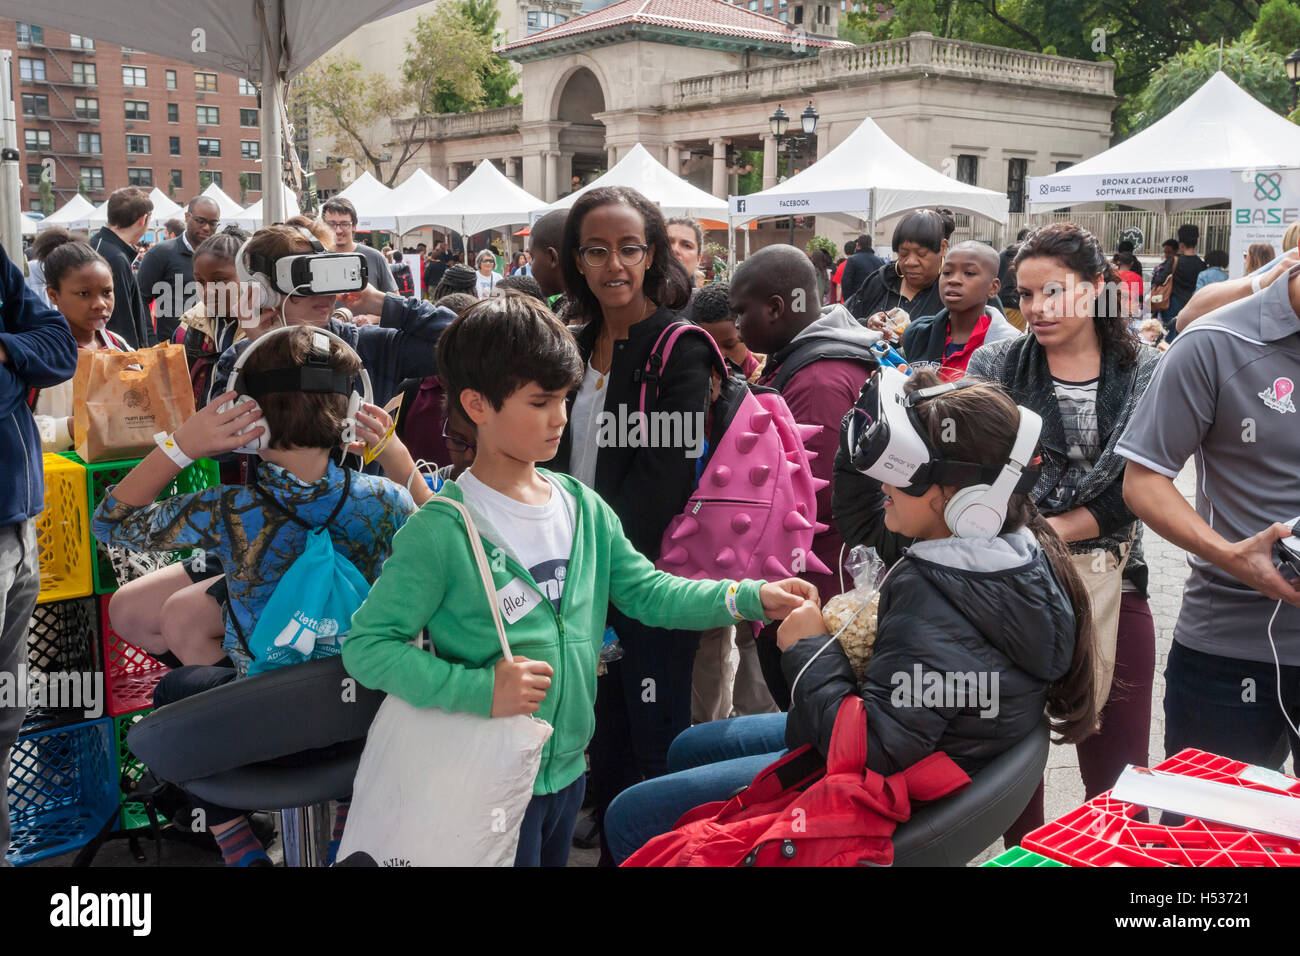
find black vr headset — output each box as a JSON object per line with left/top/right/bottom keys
{"left": 846, "top": 366, "right": 1043, "bottom": 538}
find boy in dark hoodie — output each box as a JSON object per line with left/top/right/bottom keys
{"left": 731, "top": 245, "right": 882, "bottom": 706}
{"left": 900, "top": 241, "right": 1019, "bottom": 381}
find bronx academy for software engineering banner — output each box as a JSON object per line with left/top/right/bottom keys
{"left": 1230, "top": 168, "right": 1300, "bottom": 278}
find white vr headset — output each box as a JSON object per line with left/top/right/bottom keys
{"left": 235, "top": 234, "right": 368, "bottom": 314}
{"left": 846, "top": 366, "right": 1043, "bottom": 538}
{"left": 220, "top": 326, "right": 373, "bottom": 454}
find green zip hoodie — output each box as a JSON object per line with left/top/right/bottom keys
{"left": 343, "top": 469, "right": 769, "bottom": 796}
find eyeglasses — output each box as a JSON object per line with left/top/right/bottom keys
{"left": 578, "top": 244, "right": 649, "bottom": 269}
{"left": 442, "top": 423, "right": 476, "bottom": 454}
{"left": 323, "top": 219, "right": 353, "bottom": 231}
{"left": 189, "top": 214, "right": 219, "bottom": 228}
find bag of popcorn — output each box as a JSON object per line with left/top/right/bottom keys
{"left": 821, "top": 546, "right": 887, "bottom": 681}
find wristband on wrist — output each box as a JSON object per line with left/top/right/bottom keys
{"left": 154, "top": 431, "right": 194, "bottom": 469}
{"left": 725, "top": 583, "right": 743, "bottom": 621}
{"left": 1251, "top": 274, "right": 1263, "bottom": 295}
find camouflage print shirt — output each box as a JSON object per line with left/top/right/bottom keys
{"left": 92, "top": 460, "right": 416, "bottom": 675}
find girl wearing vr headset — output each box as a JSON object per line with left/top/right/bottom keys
{"left": 602, "top": 368, "right": 1098, "bottom": 863}
{"left": 966, "top": 221, "right": 1161, "bottom": 845}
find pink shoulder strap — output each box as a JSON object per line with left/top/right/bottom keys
{"left": 639, "top": 323, "right": 728, "bottom": 416}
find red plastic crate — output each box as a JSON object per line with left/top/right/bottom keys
{"left": 98, "top": 595, "right": 168, "bottom": 717}
{"left": 1024, "top": 749, "right": 1300, "bottom": 868}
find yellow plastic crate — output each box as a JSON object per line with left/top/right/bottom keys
{"left": 35, "top": 454, "right": 93, "bottom": 603}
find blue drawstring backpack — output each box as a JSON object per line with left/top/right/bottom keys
{"left": 233, "top": 468, "right": 372, "bottom": 676}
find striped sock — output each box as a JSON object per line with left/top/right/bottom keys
{"left": 214, "top": 817, "right": 269, "bottom": 867}
{"left": 332, "top": 799, "right": 350, "bottom": 842}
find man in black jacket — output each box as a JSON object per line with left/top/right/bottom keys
{"left": 136, "top": 196, "right": 221, "bottom": 344}
{"left": 89, "top": 187, "right": 153, "bottom": 347}
{"left": 837, "top": 235, "right": 885, "bottom": 304}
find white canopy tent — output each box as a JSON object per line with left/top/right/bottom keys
{"left": 0, "top": 0, "right": 428, "bottom": 258}
{"left": 200, "top": 183, "right": 248, "bottom": 222}
{"left": 20, "top": 214, "right": 38, "bottom": 236}
{"left": 333, "top": 171, "right": 395, "bottom": 231}
{"left": 88, "top": 188, "right": 183, "bottom": 231}
{"left": 1029, "top": 72, "right": 1300, "bottom": 213}
{"left": 406, "top": 161, "right": 547, "bottom": 256}
{"left": 36, "top": 195, "right": 98, "bottom": 232}
{"left": 728, "top": 116, "right": 1011, "bottom": 226}
{"left": 230, "top": 192, "right": 302, "bottom": 231}
{"left": 548, "top": 144, "right": 729, "bottom": 219}
{"left": 368, "top": 168, "right": 451, "bottom": 235}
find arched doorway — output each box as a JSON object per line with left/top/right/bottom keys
{"left": 555, "top": 67, "right": 607, "bottom": 192}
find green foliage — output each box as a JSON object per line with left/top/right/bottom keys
{"left": 1252, "top": 0, "right": 1300, "bottom": 56}
{"left": 840, "top": 9, "right": 891, "bottom": 44}
{"left": 39, "top": 178, "right": 55, "bottom": 215}
{"left": 737, "top": 148, "right": 763, "bottom": 195}
{"left": 805, "top": 235, "right": 839, "bottom": 259}
{"left": 891, "top": 0, "right": 938, "bottom": 37}
{"left": 1133, "top": 38, "right": 1292, "bottom": 130}
{"left": 428, "top": 0, "right": 520, "bottom": 114}
{"left": 238, "top": 171, "right": 250, "bottom": 204}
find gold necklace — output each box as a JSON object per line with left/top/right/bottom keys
{"left": 593, "top": 331, "right": 612, "bottom": 389}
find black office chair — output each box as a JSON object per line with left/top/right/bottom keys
{"left": 127, "top": 655, "right": 384, "bottom": 867}
{"left": 892, "top": 717, "right": 1050, "bottom": 866}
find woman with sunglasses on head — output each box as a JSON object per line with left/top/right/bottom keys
{"left": 966, "top": 222, "right": 1161, "bottom": 845}
{"left": 550, "top": 185, "right": 707, "bottom": 866}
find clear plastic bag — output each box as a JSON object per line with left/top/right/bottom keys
{"left": 821, "top": 546, "right": 886, "bottom": 680}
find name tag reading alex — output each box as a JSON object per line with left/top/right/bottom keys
{"left": 498, "top": 577, "right": 542, "bottom": 625}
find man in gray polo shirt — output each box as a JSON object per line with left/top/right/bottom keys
{"left": 1119, "top": 264, "right": 1300, "bottom": 769}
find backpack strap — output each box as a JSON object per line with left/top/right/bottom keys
{"left": 635, "top": 322, "right": 728, "bottom": 417}
{"left": 251, "top": 466, "right": 353, "bottom": 532}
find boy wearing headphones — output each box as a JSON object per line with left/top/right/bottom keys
{"left": 91, "top": 326, "right": 415, "bottom": 866}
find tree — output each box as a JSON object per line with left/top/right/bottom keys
{"left": 891, "top": 0, "right": 938, "bottom": 37}
{"left": 429, "top": 0, "right": 520, "bottom": 114}
{"left": 839, "top": 9, "right": 892, "bottom": 44}
{"left": 39, "top": 179, "right": 55, "bottom": 215}
{"left": 1132, "top": 38, "right": 1292, "bottom": 130}
{"left": 239, "top": 171, "right": 250, "bottom": 204}
{"left": 290, "top": 1, "right": 507, "bottom": 185}
{"left": 1252, "top": 0, "right": 1300, "bottom": 55}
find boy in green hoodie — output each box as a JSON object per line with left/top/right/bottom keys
{"left": 343, "top": 292, "right": 816, "bottom": 867}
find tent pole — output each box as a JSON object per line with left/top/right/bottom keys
{"left": 745, "top": 224, "right": 751, "bottom": 258}
{"left": 259, "top": 2, "right": 285, "bottom": 228}
{"left": 727, "top": 220, "right": 735, "bottom": 277}
{"left": 0, "top": 49, "right": 23, "bottom": 260}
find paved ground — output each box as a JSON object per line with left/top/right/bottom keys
{"left": 31, "top": 461, "right": 1292, "bottom": 868}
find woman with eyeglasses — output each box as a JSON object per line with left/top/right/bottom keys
{"left": 550, "top": 186, "right": 706, "bottom": 867}
{"left": 474, "top": 250, "right": 503, "bottom": 298}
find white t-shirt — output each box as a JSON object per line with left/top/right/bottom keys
{"left": 475, "top": 270, "right": 503, "bottom": 298}
{"left": 456, "top": 470, "right": 574, "bottom": 611}
{"left": 567, "top": 360, "right": 608, "bottom": 489}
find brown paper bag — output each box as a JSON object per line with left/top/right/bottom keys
{"left": 73, "top": 343, "right": 197, "bottom": 462}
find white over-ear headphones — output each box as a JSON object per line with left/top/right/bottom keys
{"left": 942, "top": 406, "right": 1043, "bottom": 538}
{"left": 221, "top": 325, "right": 373, "bottom": 454}
{"left": 235, "top": 235, "right": 281, "bottom": 314}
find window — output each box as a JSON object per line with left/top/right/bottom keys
{"left": 199, "top": 170, "right": 223, "bottom": 189}
{"left": 1055, "top": 160, "right": 1074, "bottom": 172}
{"left": 19, "top": 58, "right": 46, "bottom": 82}
{"left": 81, "top": 167, "right": 105, "bottom": 190}
{"left": 21, "top": 94, "right": 48, "bottom": 117}
{"left": 24, "top": 129, "right": 51, "bottom": 151}
{"left": 169, "top": 136, "right": 181, "bottom": 155}
{"left": 241, "top": 140, "right": 260, "bottom": 160}
{"left": 197, "top": 138, "right": 221, "bottom": 157}
{"left": 123, "top": 66, "right": 147, "bottom": 87}
{"left": 195, "top": 72, "right": 218, "bottom": 92}
{"left": 240, "top": 108, "right": 259, "bottom": 127}
{"left": 526, "top": 10, "right": 568, "bottom": 33}
{"left": 74, "top": 96, "right": 99, "bottom": 119}
{"left": 124, "top": 100, "right": 150, "bottom": 121}
{"left": 126, "top": 134, "right": 151, "bottom": 155}
{"left": 956, "top": 154, "right": 978, "bottom": 186}
{"left": 243, "top": 172, "right": 262, "bottom": 191}
{"left": 72, "top": 62, "right": 96, "bottom": 85}
{"left": 78, "top": 132, "right": 101, "bottom": 154}
{"left": 165, "top": 69, "right": 177, "bottom": 90}
{"left": 238, "top": 78, "right": 258, "bottom": 96}
{"left": 26, "top": 163, "right": 43, "bottom": 186}
{"left": 1006, "top": 157, "right": 1028, "bottom": 214}
{"left": 127, "top": 168, "right": 153, "bottom": 187}
{"left": 70, "top": 35, "right": 94, "bottom": 50}
{"left": 170, "top": 169, "right": 183, "bottom": 190}
{"left": 16, "top": 23, "right": 43, "bottom": 44}
{"left": 196, "top": 105, "right": 220, "bottom": 125}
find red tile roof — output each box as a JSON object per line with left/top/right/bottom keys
{"left": 500, "top": 0, "right": 850, "bottom": 54}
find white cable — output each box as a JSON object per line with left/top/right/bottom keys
{"left": 1265, "top": 597, "right": 1300, "bottom": 741}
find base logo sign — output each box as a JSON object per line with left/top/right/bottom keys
{"left": 1230, "top": 167, "right": 1300, "bottom": 278}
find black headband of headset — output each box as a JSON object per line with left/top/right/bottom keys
{"left": 242, "top": 367, "right": 353, "bottom": 398}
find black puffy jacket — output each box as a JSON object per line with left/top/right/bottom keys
{"left": 781, "top": 527, "right": 1076, "bottom": 777}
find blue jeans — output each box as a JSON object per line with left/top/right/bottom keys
{"left": 1164, "top": 641, "right": 1300, "bottom": 769}
{"left": 514, "top": 774, "right": 586, "bottom": 867}
{"left": 604, "top": 713, "right": 788, "bottom": 864}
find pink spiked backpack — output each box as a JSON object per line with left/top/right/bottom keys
{"left": 639, "top": 324, "right": 832, "bottom": 591}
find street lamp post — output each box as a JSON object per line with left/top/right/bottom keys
{"left": 769, "top": 101, "right": 819, "bottom": 245}
{"left": 1287, "top": 49, "right": 1300, "bottom": 110}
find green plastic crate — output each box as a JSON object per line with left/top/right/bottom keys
{"left": 59, "top": 453, "right": 219, "bottom": 594}
{"left": 981, "top": 847, "right": 1068, "bottom": 867}
{"left": 113, "top": 708, "right": 152, "bottom": 831}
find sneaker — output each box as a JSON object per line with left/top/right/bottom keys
{"left": 571, "top": 812, "right": 600, "bottom": 850}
